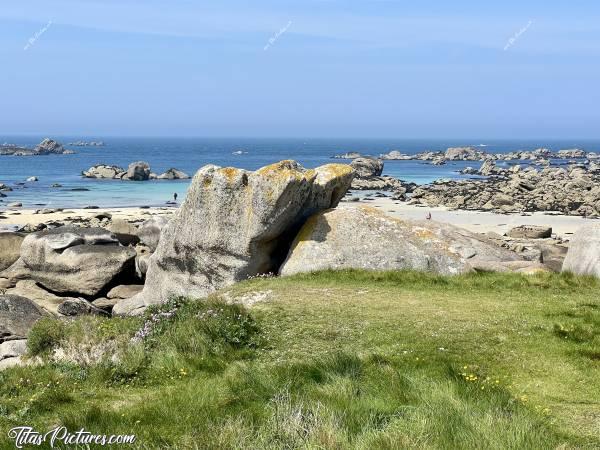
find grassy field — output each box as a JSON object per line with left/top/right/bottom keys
{"left": 1, "top": 270, "right": 600, "bottom": 449}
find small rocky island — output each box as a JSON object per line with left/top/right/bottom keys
{"left": 0, "top": 138, "right": 74, "bottom": 156}
{"left": 82, "top": 162, "right": 190, "bottom": 181}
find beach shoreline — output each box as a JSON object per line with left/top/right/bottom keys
{"left": 1, "top": 199, "right": 593, "bottom": 239}
{"left": 0, "top": 206, "right": 176, "bottom": 231}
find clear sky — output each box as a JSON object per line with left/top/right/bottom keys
{"left": 1, "top": 0, "right": 599, "bottom": 138}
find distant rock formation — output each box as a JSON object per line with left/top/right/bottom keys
{"left": 82, "top": 162, "right": 189, "bottom": 181}
{"left": 0, "top": 138, "right": 73, "bottom": 156}
{"left": 68, "top": 141, "right": 105, "bottom": 147}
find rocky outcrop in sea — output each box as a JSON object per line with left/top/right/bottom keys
{"left": 0, "top": 138, "right": 73, "bottom": 156}
{"left": 332, "top": 146, "right": 594, "bottom": 163}
{"left": 82, "top": 162, "right": 190, "bottom": 181}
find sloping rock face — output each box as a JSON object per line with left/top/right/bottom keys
{"left": 562, "top": 224, "right": 600, "bottom": 277}
{"left": 18, "top": 227, "right": 136, "bottom": 296}
{"left": 280, "top": 205, "right": 522, "bottom": 276}
{"left": 114, "top": 160, "right": 354, "bottom": 315}
{"left": 0, "top": 233, "right": 24, "bottom": 271}
{"left": 0, "top": 295, "right": 44, "bottom": 343}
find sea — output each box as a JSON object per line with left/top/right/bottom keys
{"left": 1, "top": 136, "right": 599, "bottom": 209}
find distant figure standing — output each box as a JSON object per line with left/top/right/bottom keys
{"left": 173, "top": 193, "right": 178, "bottom": 202}
{"left": 426, "top": 212, "right": 432, "bottom": 220}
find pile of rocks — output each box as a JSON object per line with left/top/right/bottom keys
{"left": 411, "top": 164, "right": 600, "bottom": 217}
{"left": 82, "top": 162, "right": 190, "bottom": 181}
{"left": 348, "top": 157, "right": 416, "bottom": 198}
{"left": 0, "top": 138, "right": 74, "bottom": 156}
{"left": 334, "top": 146, "right": 593, "bottom": 164}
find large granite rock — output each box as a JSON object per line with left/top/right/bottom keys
{"left": 562, "top": 224, "right": 600, "bottom": 277}
{"left": 124, "top": 161, "right": 151, "bottom": 181}
{"left": 0, "top": 233, "right": 24, "bottom": 271}
{"left": 114, "top": 160, "right": 354, "bottom": 315}
{"left": 18, "top": 227, "right": 136, "bottom": 296}
{"left": 279, "top": 205, "right": 522, "bottom": 276}
{"left": 0, "top": 295, "right": 44, "bottom": 343}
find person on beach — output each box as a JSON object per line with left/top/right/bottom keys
{"left": 426, "top": 212, "right": 432, "bottom": 220}
{"left": 173, "top": 193, "right": 178, "bottom": 202}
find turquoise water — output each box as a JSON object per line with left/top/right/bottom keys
{"left": 1, "top": 137, "right": 598, "bottom": 208}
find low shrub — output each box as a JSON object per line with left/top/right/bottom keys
{"left": 27, "top": 317, "right": 66, "bottom": 357}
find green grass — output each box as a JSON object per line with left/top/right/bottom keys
{"left": 1, "top": 270, "right": 600, "bottom": 449}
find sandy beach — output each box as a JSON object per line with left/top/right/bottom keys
{"left": 347, "top": 197, "right": 594, "bottom": 238}
{"left": 1, "top": 198, "right": 593, "bottom": 239}
{"left": 0, "top": 206, "right": 176, "bottom": 231}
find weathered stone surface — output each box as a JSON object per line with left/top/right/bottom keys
{"left": 19, "top": 227, "right": 136, "bottom": 296}
{"left": 5, "top": 280, "right": 74, "bottom": 316}
{"left": 92, "top": 297, "right": 119, "bottom": 312}
{"left": 124, "top": 161, "right": 151, "bottom": 181}
{"left": 107, "top": 219, "right": 140, "bottom": 246}
{"left": 280, "top": 205, "right": 521, "bottom": 276}
{"left": 562, "top": 224, "right": 600, "bottom": 277}
{"left": 137, "top": 217, "right": 169, "bottom": 252}
{"left": 0, "top": 295, "right": 44, "bottom": 343}
{"left": 57, "top": 298, "right": 105, "bottom": 316}
{"left": 350, "top": 158, "right": 384, "bottom": 178}
{"left": 0, "top": 339, "right": 27, "bottom": 360}
{"left": 82, "top": 165, "right": 126, "bottom": 179}
{"left": 0, "top": 232, "right": 24, "bottom": 271}
{"left": 114, "top": 160, "right": 355, "bottom": 315}
{"left": 107, "top": 284, "right": 143, "bottom": 299}
{"left": 507, "top": 225, "right": 552, "bottom": 239}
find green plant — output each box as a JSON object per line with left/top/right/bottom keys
{"left": 27, "top": 317, "right": 66, "bottom": 357}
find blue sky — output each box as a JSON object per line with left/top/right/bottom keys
{"left": 1, "top": 0, "right": 599, "bottom": 138}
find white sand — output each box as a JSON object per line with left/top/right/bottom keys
{"left": 0, "top": 206, "right": 176, "bottom": 231}
{"left": 1, "top": 200, "right": 594, "bottom": 238}
{"left": 351, "top": 197, "right": 595, "bottom": 238}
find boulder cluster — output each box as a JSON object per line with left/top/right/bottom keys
{"left": 0, "top": 138, "right": 74, "bottom": 156}
{"left": 82, "top": 162, "right": 190, "bottom": 181}
{"left": 348, "top": 157, "right": 416, "bottom": 199}
{"left": 334, "top": 146, "right": 595, "bottom": 165}
{"left": 411, "top": 162, "right": 600, "bottom": 217}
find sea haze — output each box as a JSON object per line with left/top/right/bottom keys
{"left": 1, "top": 136, "right": 599, "bottom": 208}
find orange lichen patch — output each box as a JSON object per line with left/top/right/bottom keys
{"left": 256, "top": 161, "right": 306, "bottom": 181}
{"left": 414, "top": 228, "right": 435, "bottom": 239}
{"left": 218, "top": 167, "right": 242, "bottom": 183}
{"left": 318, "top": 164, "right": 354, "bottom": 178}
